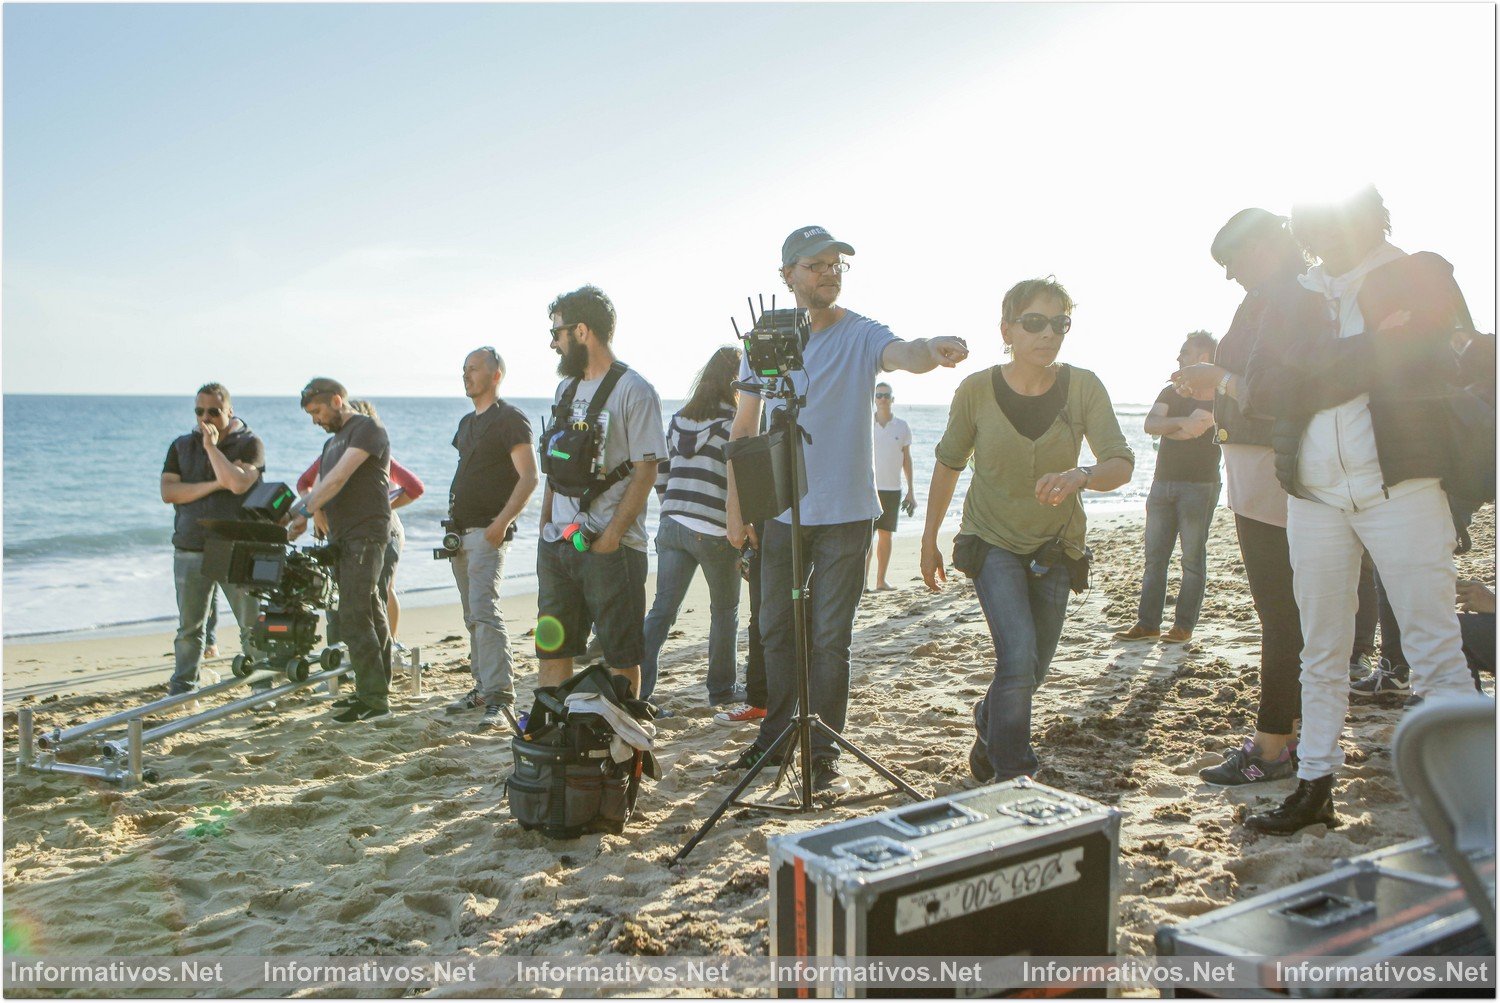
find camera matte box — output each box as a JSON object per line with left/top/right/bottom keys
{"left": 1155, "top": 837, "right": 1495, "bottom": 998}
{"left": 726, "top": 428, "right": 808, "bottom": 526}
{"left": 769, "top": 779, "right": 1121, "bottom": 998}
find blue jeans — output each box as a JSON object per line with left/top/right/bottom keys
{"left": 1136, "top": 479, "right": 1219, "bottom": 631}
{"left": 972, "top": 544, "right": 1072, "bottom": 781}
{"left": 640, "top": 516, "right": 743, "bottom": 704}
{"left": 752, "top": 519, "right": 870, "bottom": 764}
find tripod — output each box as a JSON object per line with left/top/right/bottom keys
{"left": 671, "top": 373, "right": 923, "bottom": 865}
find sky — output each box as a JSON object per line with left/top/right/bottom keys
{"left": 3, "top": 2, "right": 1495, "bottom": 406}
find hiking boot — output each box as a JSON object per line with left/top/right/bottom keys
{"left": 444, "top": 688, "right": 482, "bottom": 714}
{"left": 812, "top": 761, "right": 850, "bottom": 796}
{"left": 1161, "top": 626, "right": 1193, "bottom": 644}
{"left": 719, "top": 745, "right": 768, "bottom": 773}
{"left": 1113, "top": 624, "right": 1160, "bottom": 642}
{"left": 1244, "top": 775, "right": 1339, "bottom": 835}
{"left": 479, "top": 703, "right": 511, "bottom": 729}
{"left": 1350, "top": 660, "right": 1411, "bottom": 700}
{"left": 332, "top": 701, "right": 390, "bottom": 723}
{"left": 969, "top": 737, "right": 996, "bottom": 783}
{"left": 714, "top": 704, "right": 767, "bottom": 726}
{"left": 1199, "top": 738, "right": 1295, "bottom": 786}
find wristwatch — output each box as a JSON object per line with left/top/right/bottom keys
{"left": 1076, "top": 465, "right": 1093, "bottom": 485}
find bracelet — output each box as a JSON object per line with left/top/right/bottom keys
{"left": 1217, "top": 372, "right": 1232, "bottom": 395}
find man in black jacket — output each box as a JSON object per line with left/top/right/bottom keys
{"left": 160, "top": 383, "right": 266, "bottom": 695}
{"left": 1238, "top": 185, "right": 1478, "bottom": 834}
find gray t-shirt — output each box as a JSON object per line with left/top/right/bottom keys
{"left": 543, "top": 365, "right": 667, "bottom": 552}
{"left": 738, "top": 309, "right": 898, "bottom": 526}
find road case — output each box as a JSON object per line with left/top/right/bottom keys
{"left": 769, "top": 779, "right": 1122, "bottom": 997}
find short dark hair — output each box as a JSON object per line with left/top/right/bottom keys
{"left": 1184, "top": 331, "right": 1218, "bottom": 357}
{"left": 1211, "top": 208, "right": 1298, "bottom": 267}
{"left": 470, "top": 346, "right": 505, "bottom": 374}
{"left": 300, "top": 377, "right": 347, "bottom": 407}
{"left": 197, "top": 382, "right": 231, "bottom": 405}
{"left": 1002, "top": 276, "right": 1075, "bottom": 325}
{"left": 548, "top": 285, "right": 616, "bottom": 345}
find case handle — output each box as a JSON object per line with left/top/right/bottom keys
{"left": 888, "top": 800, "right": 984, "bottom": 837}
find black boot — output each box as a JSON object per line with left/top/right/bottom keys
{"left": 1245, "top": 775, "right": 1339, "bottom": 835}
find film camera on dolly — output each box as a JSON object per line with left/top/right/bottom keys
{"left": 201, "top": 481, "right": 344, "bottom": 683}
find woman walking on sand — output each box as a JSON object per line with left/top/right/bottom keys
{"left": 920, "top": 277, "right": 1134, "bottom": 783}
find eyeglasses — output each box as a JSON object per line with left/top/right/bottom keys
{"left": 549, "top": 323, "right": 580, "bottom": 339}
{"left": 797, "top": 259, "right": 850, "bottom": 276}
{"left": 194, "top": 407, "right": 224, "bottom": 418}
{"left": 875, "top": 392, "right": 892, "bottom": 399}
{"left": 1016, "top": 313, "right": 1072, "bottom": 336}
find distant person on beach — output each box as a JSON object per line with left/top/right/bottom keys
{"left": 865, "top": 382, "right": 916, "bottom": 592}
{"left": 536, "top": 285, "right": 666, "bottom": 698}
{"left": 722, "top": 225, "right": 970, "bottom": 796}
{"left": 921, "top": 276, "right": 1134, "bottom": 784}
{"left": 160, "top": 382, "right": 267, "bottom": 695}
{"left": 640, "top": 345, "right": 744, "bottom": 708}
{"left": 441, "top": 347, "right": 536, "bottom": 728}
{"left": 1114, "top": 332, "right": 1220, "bottom": 645}
{"left": 298, "top": 400, "right": 425, "bottom": 641}
{"left": 291, "top": 378, "right": 394, "bottom": 723}
{"left": 1237, "top": 185, "right": 1479, "bottom": 834}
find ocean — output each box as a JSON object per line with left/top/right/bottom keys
{"left": 1, "top": 394, "right": 1162, "bottom": 639}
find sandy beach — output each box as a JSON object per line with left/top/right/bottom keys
{"left": 4, "top": 504, "right": 1493, "bottom": 993}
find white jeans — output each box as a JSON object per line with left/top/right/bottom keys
{"left": 1287, "top": 482, "right": 1474, "bottom": 780}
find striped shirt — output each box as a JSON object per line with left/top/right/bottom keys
{"left": 655, "top": 403, "right": 735, "bottom": 536}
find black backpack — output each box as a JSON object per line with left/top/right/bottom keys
{"left": 539, "top": 361, "right": 634, "bottom": 511}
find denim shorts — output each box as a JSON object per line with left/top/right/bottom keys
{"left": 535, "top": 539, "right": 648, "bottom": 666}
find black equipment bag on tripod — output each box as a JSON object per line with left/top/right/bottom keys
{"left": 724, "top": 407, "right": 809, "bottom": 525}
{"left": 505, "top": 664, "right": 657, "bottom": 839}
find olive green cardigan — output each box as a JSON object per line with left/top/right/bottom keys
{"left": 934, "top": 365, "right": 1134, "bottom": 559}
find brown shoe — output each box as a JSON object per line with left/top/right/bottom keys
{"left": 1113, "top": 624, "right": 1160, "bottom": 641}
{"left": 1161, "top": 626, "right": 1193, "bottom": 644}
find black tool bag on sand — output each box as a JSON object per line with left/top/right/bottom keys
{"left": 506, "top": 664, "right": 660, "bottom": 839}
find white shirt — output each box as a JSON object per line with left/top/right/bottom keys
{"left": 1296, "top": 241, "right": 1437, "bottom": 512}
{"left": 872, "top": 415, "right": 912, "bottom": 491}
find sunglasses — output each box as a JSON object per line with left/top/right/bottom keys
{"left": 549, "top": 323, "right": 580, "bottom": 339}
{"left": 194, "top": 407, "right": 224, "bottom": 418}
{"left": 1016, "top": 313, "right": 1072, "bottom": 335}
{"left": 875, "top": 392, "right": 892, "bottom": 399}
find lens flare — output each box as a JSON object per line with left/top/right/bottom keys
{"left": 535, "top": 616, "right": 566, "bottom": 653}
{"left": 4, "top": 912, "right": 38, "bottom": 954}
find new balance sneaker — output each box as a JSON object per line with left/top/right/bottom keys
{"left": 714, "top": 704, "right": 767, "bottom": 726}
{"left": 1199, "top": 738, "right": 1296, "bottom": 787}
{"left": 479, "top": 703, "right": 511, "bottom": 729}
{"left": 332, "top": 701, "right": 390, "bottom": 723}
{"left": 1350, "top": 660, "right": 1411, "bottom": 700}
{"left": 444, "top": 688, "right": 482, "bottom": 714}
{"left": 812, "top": 760, "right": 850, "bottom": 796}
{"left": 1348, "top": 653, "right": 1374, "bottom": 683}
{"left": 1113, "top": 624, "right": 1160, "bottom": 642}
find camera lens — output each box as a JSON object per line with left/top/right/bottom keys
{"left": 442, "top": 531, "right": 462, "bottom": 551}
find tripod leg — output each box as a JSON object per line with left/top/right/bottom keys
{"left": 670, "top": 722, "right": 803, "bottom": 866}
{"left": 815, "top": 720, "right": 927, "bottom": 801}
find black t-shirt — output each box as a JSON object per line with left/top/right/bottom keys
{"left": 1153, "top": 388, "right": 1221, "bottom": 483}
{"left": 319, "top": 413, "right": 391, "bottom": 541}
{"left": 450, "top": 400, "right": 533, "bottom": 534}
{"left": 162, "top": 421, "right": 267, "bottom": 551}
{"left": 994, "top": 368, "right": 1067, "bottom": 440}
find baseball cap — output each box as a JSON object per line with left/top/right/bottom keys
{"left": 781, "top": 226, "right": 855, "bottom": 267}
